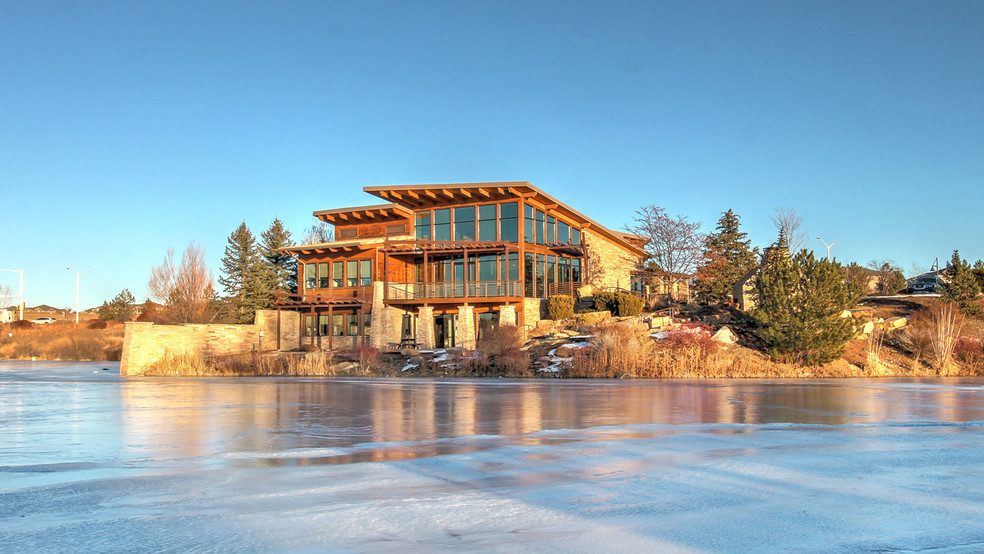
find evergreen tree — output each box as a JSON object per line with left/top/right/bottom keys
{"left": 693, "top": 209, "right": 756, "bottom": 304}
{"left": 754, "top": 249, "right": 860, "bottom": 366}
{"left": 98, "top": 289, "right": 136, "bottom": 321}
{"left": 219, "top": 222, "right": 267, "bottom": 323}
{"left": 941, "top": 250, "right": 981, "bottom": 314}
{"left": 260, "top": 218, "right": 297, "bottom": 295}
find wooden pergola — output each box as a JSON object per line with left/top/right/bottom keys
{"left": 272, "top": 293, "right": 370, "bottom": 351}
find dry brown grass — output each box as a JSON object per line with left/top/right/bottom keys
{"left": 0, "top": 322, "right": 124, "bottom": 361}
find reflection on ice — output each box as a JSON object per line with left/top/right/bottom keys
{"left": 2, "top": 361, "right": 984, "bottom": 552}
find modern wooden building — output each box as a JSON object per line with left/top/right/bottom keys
{"left": 277, "top": 182, "right": 647, "bottom": 350}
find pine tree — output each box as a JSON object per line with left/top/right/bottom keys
{"left": 219, "top": 222, "right": 266, "bottom": 323}
{"left": 260, "top": 218, "right": 297, "bottom": 295}
{"left": 941, "top": 250, "right": 982, "bottom": 314}
{"left": 98, "top": 289, "right": 135, "bottom": 322}
{"left": 693, "top": 209, "right": 756, "bottom": 304}
{"left": 754, "top": 249, "right": 860, "bottom": 366}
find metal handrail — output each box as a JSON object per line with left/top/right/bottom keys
{"left": 387, "top": 280, "right": 522, "bottom": 300}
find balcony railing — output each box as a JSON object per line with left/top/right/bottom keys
{"left": 547, "top": 281, "right": 583, "bottom": 297}
{"left": 387, "top": 280, "right": 522, "bottom": 300}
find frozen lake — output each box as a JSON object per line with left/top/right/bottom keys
{"left": 2, "top": 361, "right": 984, "bottom": 552}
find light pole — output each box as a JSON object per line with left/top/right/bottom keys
{"left": 0, "top": 268, "right": 24, "bottom": 321}
{"left": 817, "top": 237, "right": 837, "bottom": 262}
{"left": 67, "top": 267, "right": 90, "bottom": 325}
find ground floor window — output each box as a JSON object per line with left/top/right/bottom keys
{"left": 477, "top": 312, "right": 499, "bottom": 341}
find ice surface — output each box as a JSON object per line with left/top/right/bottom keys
{"left": 2, "top": 361, "right": 984, "bottom": 552}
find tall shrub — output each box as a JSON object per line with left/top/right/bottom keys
{"left": 546, "top": 295, "right": 575, "bottom": 320}
{"left": 753, "top": 249, "right": 859, "bottom": 365}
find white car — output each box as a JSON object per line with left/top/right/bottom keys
{"left": 32, "top": 317, "right": 57, "bottom": 324}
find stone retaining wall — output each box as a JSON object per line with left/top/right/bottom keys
{"left": 120, "top": 310, "right": 299, "bottom": 376}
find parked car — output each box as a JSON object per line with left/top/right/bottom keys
{"left": 31, "top": 316, "right": 58, "bottom": 324}
{"left": 907, "top": 276, "right": 944, "bottom": 294}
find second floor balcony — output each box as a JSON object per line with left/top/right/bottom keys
{"left": 386, "top": 280, "right": 522, "bottom": 302}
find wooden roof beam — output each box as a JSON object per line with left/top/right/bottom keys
{"left": 441, "top": 188, "right": 455, "bottom": 200}
{"left": 424, "top": 190, "right": 438, "bottom": 200}
{"left": 477, "top": 187, "right": 491, "bottom": 198}
{"left": 458, "top": 188, "right": 472, "bottom": 198}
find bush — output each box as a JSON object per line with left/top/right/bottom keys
{"left": 593, "top": 291, "right": 643, "bottom": 317}
{"left": 477, "top": 324, "right": 524, "bottom": 356}
{"left": 11, "top": 319, "right": 33, "bottom": 330}
{"left": 546, "top": 295, "right": 575, "bottom": 320}
{"left": 87, "top": 320, "right": 108, "bottom": 330}
{"left": 615, "top": 293, "right": 644, "bottom": 317}
{"left": 593, "top": 291, "right": 617, "bottom": 313}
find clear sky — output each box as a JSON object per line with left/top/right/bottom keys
{"left": 2, "top": 1, "right": 983, "bottom": 310}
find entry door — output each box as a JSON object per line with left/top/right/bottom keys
{"left": 434, "top": 314, "right": 457, "bottom": 348}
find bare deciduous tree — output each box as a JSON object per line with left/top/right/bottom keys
{"left": 772, "top": 206, "right": 806, "bottom": 254}
{"left": 627, "top": 205, "right": 704, "bottom": 303}
{"left": 149, "top": 242, "right": 217, "bottom": 324}
{"left": 302, "top": 218, "right": 334, "bottom": 244}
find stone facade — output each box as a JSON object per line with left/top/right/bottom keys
{"left": 369, "top": 281, "right": 405, "bottom": 349}
{"left": 120, "top": 310, "right": 299, "bottom": 376}
{"left": 417, "top": 306, "right": 435, "bottom": 350}
{"left": 456, "top": 305, "right": 476, "bottom": 349}
{"left": 523, "top": 298, "right": 543, "bottom": 329}
{"left": 583, "top": 230, "right": 640, "bottom": 292}
{"left": 499, "top": 305, "right": 517, "bottom": 327}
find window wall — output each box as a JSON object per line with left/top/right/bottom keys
{"left": 303, "top": 259, "right": 372, "bottom": 290}
{"left": 415, "top": 201, "right": 520, "bottom": 244}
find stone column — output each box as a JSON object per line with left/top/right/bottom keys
{"left": 498, "top": 305, "right": 517, "bottom": 326}
{"left": 456, "top": 305, "right": 475, "bottom": 350}
{"left": 417, "top": 306, "right": 435, "bottom": 350}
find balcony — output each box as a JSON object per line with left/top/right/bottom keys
{"left": 386, "top": 280, "right": 522, "bottom": 302}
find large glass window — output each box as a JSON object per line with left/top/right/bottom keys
{"left": 434, "top": 208, "right": 451, "bottom": 242}
{"left": 363, "top": 313, "right": 371, "bottom": 336}
{"left": 478, "top": 204, "right": 497, "bottom": 241}
{"left": 524, "top": 253, "right": 535, "bottom": 297}
{"left": 332, "top": 261, "right": 343, "bottom": 287}
{"left": 318, "top": 263, "right": 329, "bottom": 289}
{"left": 572, "top": 258, "right": 582, "bottom": 282}
{"left": 547, "top": 216, "right": 555, "bottom": 244}
{"left": 415, "top": 212, "right": 431, "bottom": 240}
{"left": 305, "top": 264, "right": 316, "bottom": 290}
{"left": 559, "top": 257, "right": 571, "bottom": 283}
{"left": 536, "top": 254, "right": 545, "bottom": 297}
{"left": 558, "top": 220, "right": 571, "bottom": 245}
{"left": 454, "top": 206, "right": 476, "bottom": 241}
{"left": 347, "top": 260, "right": 358, "bottom": 287}
{"left": 524, "top": 204, "right": 535, "bottom": 244}
{"left": 360, "top": 259, "right": 371, "bottom": 286}
{"left": 535, "top": 210, "right": 545, "bottom": 245}
{"left": 478, "top": 254, "right": 497, "bottom": 281}
{"left": 572, "top": 228, "right": 581, "bottom": 245}
{"left": 500, "top": 202, "right": 518, "bottom": 242}
{"left": 318, "top": 315, "right": 330, "bottom": 336}
{"left": 347, "top": 314, "right": 359, "bottom": 336}
{"left": 507, "top": 252, "right": 519, "bottom": 280}
{"left": 332, "top": 314, "right": 344, "bottom": 336}
{"left": 304, "top": 315, "right": 314, "bottom": 337}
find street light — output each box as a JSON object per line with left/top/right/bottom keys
{"left": 67, "top": 266, "right": 90, "bottom": 325}
{"left": 0, "top": 268, "right": 24, "bottom": 321}
{"left": 817, "top": 237, "right": 837, "bottom": 262}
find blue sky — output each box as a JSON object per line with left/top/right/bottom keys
{"left": 2, "top": 1, "right": 983, "bottom": 310}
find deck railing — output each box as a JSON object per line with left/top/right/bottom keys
{"left": 387, "top": 280, "right": 522, "bottom": 300}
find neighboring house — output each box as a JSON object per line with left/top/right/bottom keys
{"left": 631, "top": 271, "right": 693, "bottom": 305}
{"left": 277, "top": 182, "right": 648, "bottom": 350}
